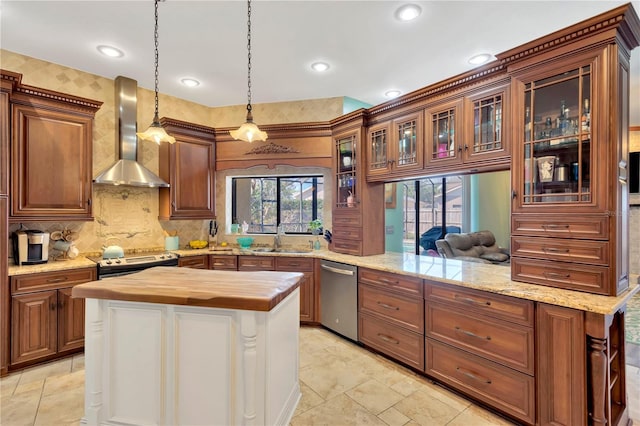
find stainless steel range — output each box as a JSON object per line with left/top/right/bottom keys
{"left": 94, "top": 252, "right": 179, "bottom": 278}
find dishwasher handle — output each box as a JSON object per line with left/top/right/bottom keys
{"left": 321, "top": 264, "right": 355, "bottom": 276}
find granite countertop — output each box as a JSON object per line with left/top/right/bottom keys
{"left": 72, "top": 267, "right": 303, "bottom": 311}
{"left": 8, "top": 248, "right": 639, "bottom": 315}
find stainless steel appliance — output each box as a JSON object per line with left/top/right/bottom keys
{"left": 320, "top": 260, "right": 358, "bottom": 341}
{"left": 12, "top": 230, "right": 50, "bottom": 265}
{"left": 94, "top": 252, "right": 179, "bottom": 278}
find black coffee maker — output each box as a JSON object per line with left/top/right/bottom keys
{"left": 12, "top": 230, "right": 50, "bottom": 265}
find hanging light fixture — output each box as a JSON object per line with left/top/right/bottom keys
{"left": 137, "top": 0, "right": 176, "bottom": 144}
{"left": 230, "top": 0, "right": 268, "bottom": 143}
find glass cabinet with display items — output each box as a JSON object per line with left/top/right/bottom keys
{"left": 425, "top": 99, "right": 463, "bottom": 167}
{"left": 336, "top": 134, "right": 356, "bottom": 208}
{"left": 520, "top": 66, "right": 591, "bottom": 205}
{"left": 463, "top": 84, "right": 510, "bottom": 163}
{"left": 367, "top": 123, "right": 390, "bottom": 177}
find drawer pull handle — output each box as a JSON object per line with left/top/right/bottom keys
{"left": 454, "top": 295, "right": 491, "bottom": 306}
{"left": 377, "top": 333, "right": 400, "bottom": 345}
{"left": 456, "top": 367, "right": 492, "bottom": 384}
{"left": 544, "top": 272, "right": 571, "bottom": 279}
{"left": 455, "top": 326, "right": 491, "bottom": 341}
{"left": 379, "top": 278, "right": 399, "bottom": 285}
{"left": 542, "top": 224, "right": 570, "bottom": 229}
{"left": 46, "top": 277, "right": 68, "bottom": 283}
{"left": 377, "top": 301, "right": 399, "bottom": 311}
{"left": 543, "top": 247, "right": 570, "bottom": 253}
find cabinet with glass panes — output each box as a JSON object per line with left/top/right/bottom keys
{"left": 519, "top": 66, "right": 592, "bottom": 206}
{"left": 463, "top": 83, "right": 510, "bottom": 163}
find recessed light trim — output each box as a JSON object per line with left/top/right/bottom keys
{"left": 395, "top": 4, "right": 422, "bottom": 21}
{"left": 468, "top": 53, "right": 493, "bottom": 65}
{"left": 385, "top": 90, "right": 402, "bottom": 98}
{"left": 180, "top": 78, "right": 200, "bottom": 87}
{"left": 311, "top": 62, "right": 330, "bottom": 72}
{"left": 97, "top": 45, "right": 124, "bottom": 58}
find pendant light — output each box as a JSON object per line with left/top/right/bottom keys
{"left": 230, "top": 0, "right": 268, "bottom": 143}
{"left": 136, "top": 0, "right": 176, "bottom": 144}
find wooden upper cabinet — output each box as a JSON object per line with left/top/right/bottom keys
{"left": 9, "top": 86, "right": 101, "bottom": 221}
{"left": 159, "top": 118, "right": 216, "bottom": 220}
{"left": 424, "top": 98, "right": 464, "bottom": 169}
{"left": 462, "top": 84, "right": 510, "bottom": 164}
{"left": 366, "top": 122, "right": 391, "bottom": 178}
{"left": 0, "top": 90, "right": 8, "bottom": 197}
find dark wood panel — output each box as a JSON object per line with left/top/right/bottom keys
{"left": 209, "top": 255, "right": 238, "bottom": 270}
{"left": 359, "top": 268, "right": 423, "bottom": 298}
{"left": 511, "top": 214, "right": 609, "bottom": 239}
{"left": 238, "top": 256, "right": 275, "bottom": 271}
{"left": 57, "top": 287, "right": 84, "bottom": 352}
{"left": 358, "top": 284, "right": 424, "bottom": 333}
{"left": 178, "top": 255, "right": 209, "bottom": 269}
{"left": 11, "top": 291, "right": 57, "bottom": 365}
{"left": 11, "top": 267, "right": 97, "bottom": 294}
{"left": 511, "top": 236, "right": 609, "bottom": 265}
{"left": 512, "top": 257, "right": 610, "bottom": 295}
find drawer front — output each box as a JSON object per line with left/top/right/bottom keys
{"left": 332, "top": 225, "right": 362, "bottom": 241}
{"left": 11, "top": 267, "right": 97, "bottom": 294}
{"left": 511, "top": 214, "right": 608, "bottom": 240}
{"left": 359, "top": 284, "right": 424, "bottom": 333}
{"left": 359, "top": 313, "right": 424, "bottom": 370}
{"left": 209, "top": 255, "right": 238, "bottom": 270}
{"left": 331, "top": 238, "right": 362, "bottom": 256}
{"left": 332, "top": 214, "right": 361, "bottom": 227}
{"left": 425, "top": 282, "right": 533, "bottom": 326}
{"left": 275, "top": 257, "right": 314, "bottom": 272}
{"left": 426, "top": 339, "right": 535, "bottom": 425}
{"left": 511, "top": 236, "right": 609, "bottom": 266}
{"left": 426, "top": 303, "right": 534, "bottom": 374}
{"left": 511, "top": 257, "right": 610, "bottom": 295}
{"left": 178, "top": 255, "right": 209, "bottom": 269}
{"left": 359, "top": 268, "right": 423, "bottom": 298}
{"left": 238, "top": 256, "right": 275, "bottom": 271}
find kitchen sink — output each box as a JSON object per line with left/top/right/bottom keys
{"left": 251, "top": 247, "right": 275, "bottom": 253}
{"left": 250, "top": 247, "right": 312, "bottom": 254}
{"left": 275, "top": 249, "right": 313, "bottom": 254}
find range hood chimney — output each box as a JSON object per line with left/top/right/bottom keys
{"left": 93, "top": 76, "right": 169, "bottom": 188}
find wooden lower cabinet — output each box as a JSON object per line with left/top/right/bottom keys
{"left": 275, "top": 257, "right": 316, "bottom": 323}
{"left": 209, "top": 255, "right": 238, "bottom": 270}
{"left": 9, "top": 267, "right": 96, "bottom": 368}
{"left": 178, "top": 254, "right": 209, "bottom": 269}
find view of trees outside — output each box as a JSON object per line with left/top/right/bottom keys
{"left": 401, "top": 176, "right": 463, "bottom": 252}
{"left": 233, "top": 176, "right": 323, "bottom": 234}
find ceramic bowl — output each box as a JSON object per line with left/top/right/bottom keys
{"left": 236, "top": 237, "right": 254, "bottom": 249}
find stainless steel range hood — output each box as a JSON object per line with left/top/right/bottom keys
{"left": 93, "top": 76, "right": 169, "bottom": 188}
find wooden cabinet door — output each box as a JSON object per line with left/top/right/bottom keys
{"left": 0, "top": 197, "right": 7, "bottom": 374}
{"left": 178, "top": 255, "right": 210, "bottom": 269}
{"left": 57, "top": 287, "right": 85, "bottom": 353}
{"left": 463, "top": 84, "right": 510, "bottom": 163}
{"left": 275, "top": 257, "right": 315, "bottom": 322}
{"left": 366, "top": 122, "right": 391, "bottom": 178}
{"left": 11, "top": 104, "right": 93, "bottom": 220}
{"left": 0, "top": 91, "right": 8, "bottom": 197}
{"left": 11, "top": 290, "right": 57, "bottom": 365}
{"left": 391, "top": 111, "right": 423, "bottom": 175}
{"left": 425, "top": 98, "right": 464, "bottom": 170}
{"left": 159, "top": 118, "right": 216, "bottom": 220}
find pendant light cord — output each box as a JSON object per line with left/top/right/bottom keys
{"left": 153, "top": 0, "right": 160, "bottom": 120}
{"left": 246, "top": 0, "right": 252, "bottom": 114}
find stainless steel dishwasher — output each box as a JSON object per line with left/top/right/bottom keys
{"left": 320, "top": 260, "right": 358, "bottom": 341}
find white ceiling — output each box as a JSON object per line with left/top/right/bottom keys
{"left": 1, "top": 1, "right": 639, "bottom": 109}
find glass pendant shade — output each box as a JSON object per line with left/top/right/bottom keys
{"left": 230, "top": 111, "right": 267, "bottom": 143}
{"left": 137, "top": 116, "right": 176, "bottom": 144}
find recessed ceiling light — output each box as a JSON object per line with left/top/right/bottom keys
{"left": 180, "top": 78, "right": 200, "bottom": 87}
{"left": 311, "top": 62, "right": 330, "bottom": 72}
{"left": 468, "top": 53, "right": 493, "bottom": 65}
{"left": 96, "top": 45, "right": 124, "bottom": 58}
{"left": 395, "top": 4, "right": 422, "bottom": 22}
{"left": 385, "top": 90, "right": 402, "bottom": 98}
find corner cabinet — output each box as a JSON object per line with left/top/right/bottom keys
{"left": 508, "top": 26, "right": 638, "bottom": 296}
{"left": 8, "top": 77, "right": 102, "bottom": 221}
{"left": 330, "top": 111, "right": 385, "bottom": 256}
{"left": 159, "top": 118, "right": 216, "bottom": 220}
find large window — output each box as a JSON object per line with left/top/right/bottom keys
{"left": 232, "top": 176, "right": 324, "bottom": 234}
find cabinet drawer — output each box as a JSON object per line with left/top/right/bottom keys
{"left": 511, "top": 214, "right": 608, "bottom": 240}
{"left": 331, "top": 225, "right": 362, "bottom": 240}
{"left": 425, "top": 338, "right": 535, "bottom": 425}
{"left": 358, "top": 313, "right": 424, "bottom": 370}
{"left": 425, "top": 282, "right": 533, "bottom": 326}
{"left": 511, "top": 257, "right": 610, "bottom": 295}
{"left": 511, "top": 236, "right": 609, "bottom": 265}
{"left": 331, "top": 238, "right": 362, "bottom": 256}
{"left": 359, "top": 268, "right": 423, "bottom": 298}
{"left": 209, "top": 255, "right": 237, "bottom": 270}
{"left": 332, "top": 214, "right": 361, "bottom": 227}
{"left": 11, "top": 267, "right": 97, "bottom": 294}
{"left": 275, "top": 257, "right": 314, "bottom": 271}
{"left": 426, "top": 303, "right": 534, "bottom": 374}
{"left": 359, "top": 284, "right": 424, "bottom": 333}
{"left": 238, "top": 256, "right": 275, "bottom": 271}
{"left": 178, "top": 255, "right": 209, "bottom": 269}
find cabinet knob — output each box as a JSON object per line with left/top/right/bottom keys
{"left": 512, "top": 190, "right": 517, "bottom": 199}
{"left": 50, "top": 302, "right": 56, "bottom": 311}
{"left": 457, "top": 146, "right": 463, "bottom": 152}
{"left": 464, "top": 145, "right": 469, "bottom": 151}
{"left": 87, "top": 198, "right": 92, "bottom": 206}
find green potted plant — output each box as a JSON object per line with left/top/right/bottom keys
{"left": 309, "top": 219, "right": 323, "bottom": 235}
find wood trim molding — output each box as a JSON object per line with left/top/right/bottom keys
{"left": 244, "top": 142, "right": 299, "bottom": 155}
{"left": 160, "top": 117, "right": 216, "bottom": 136}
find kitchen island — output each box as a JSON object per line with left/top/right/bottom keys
{"left": 72, "top": 267, "right": 304, "bottom": 426}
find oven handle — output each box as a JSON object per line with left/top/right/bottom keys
{"left": 321, "top": 264, "right": 355, "bottom": 276}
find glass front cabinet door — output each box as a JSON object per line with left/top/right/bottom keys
{"left": 463, "top": 85, "right": 509, "bottom": 163}
{"left": 425, "top": 99, "right": 463, "bottom": 168}
{"left": 336, "top": 133, "right": 357, "bottom": 209}
{"left": 515, "top": 64, "right": 592, "bottom": 209}
{"left": 367, "top": 123, "right": 391, "bottom": 178}
{"left": 392, "top": 111, "right": 423, "bottom": 174}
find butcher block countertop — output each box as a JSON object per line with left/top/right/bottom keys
{"left": 71, "top": 267, "right": 303, "bottom": 312}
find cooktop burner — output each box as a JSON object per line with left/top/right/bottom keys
{"left": 94, "top": 251, "right": 180, "bottom": 278}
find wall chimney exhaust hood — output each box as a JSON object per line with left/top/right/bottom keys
{"left": 93, "top": 76, "right": 169, "bottom": 188}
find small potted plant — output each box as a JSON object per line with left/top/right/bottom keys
{"left": 309, "top": 219, "right": 323, "bottom": 235}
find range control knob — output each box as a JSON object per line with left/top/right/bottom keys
{"left": 115, "top": 259, "right": 121, "bottom": 264}
{"left": 159, "top": 255, "right": 165, "bottom": 259}
{"left": 105, "top": 260, "right": 112, "bottom": 265}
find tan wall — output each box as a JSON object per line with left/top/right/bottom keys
{"left": 2, "top": 50, "right": 338, "bottom": 255}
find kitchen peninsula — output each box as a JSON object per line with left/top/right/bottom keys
{"left": 71, "top": 267, "right": 304, "bottom": 426}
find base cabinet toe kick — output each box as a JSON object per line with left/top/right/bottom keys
{"left": 355, "top": 267, "right": 632, "bottom": 426}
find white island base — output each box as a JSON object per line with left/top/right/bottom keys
{"left": 81, "top": 288, "right": 301, "bottom": 426}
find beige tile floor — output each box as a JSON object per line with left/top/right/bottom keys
{"left": 0, "top": 327, "right": 638, "bottom": 426}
